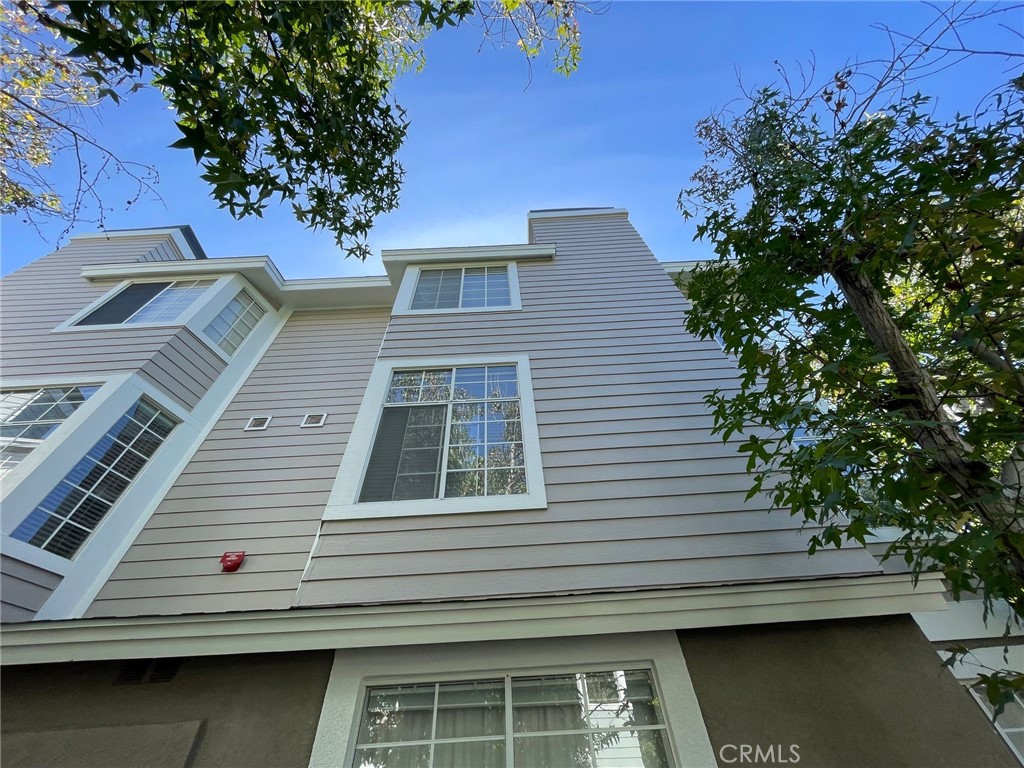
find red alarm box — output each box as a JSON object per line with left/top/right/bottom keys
{"left": 220, "top": 551, "right": 246, "bottom": 572}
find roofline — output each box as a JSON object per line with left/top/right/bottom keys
{"left": 70, "top": 226, "right": 207, "bottom": 260}
{"left": 80, "top": 256, "right": 396, "bottom": 310}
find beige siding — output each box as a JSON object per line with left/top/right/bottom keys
{"left": 0, "top": 555, "right": 62, "bottom": 623}
{"left": 2, "top": 237, "right": 225, "bottom": 410}
{"left": 85, "top": 308, "right": 391, "bottom": 618}
{"left": 138, "top": 328, "right": 227, "bottom": 410}
{"left": 298, "top": 213, "right": 880, "bottom": 607}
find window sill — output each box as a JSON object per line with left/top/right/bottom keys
{"left": 324, "top": 492, "right": 547, "bottom": 521}
{"left": 391, "top": 305, "right": 523, "bottom": 317}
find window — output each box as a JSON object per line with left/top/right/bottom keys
{"left": 411, "top": 266, "right": 512, "bottom": 311}
{"left": 971, "top": 685, "right": 1024, "bottom": 763}
{"left": 0, "top": 385, "right": 99, "bottom": 477}
{"left": 351, "top": 669, "right": 674, "bottom": 768}
{"left": 204, "top": 288, "right": 266, "bottom": 354}
{"left": 10, "top": 397, "right": 177, "bottom": 558}
{"left": 359, "top": 365, "right": 526, "bottom": 503}
{"left": 76, "top": 279, "right": 214, "bottom": 326}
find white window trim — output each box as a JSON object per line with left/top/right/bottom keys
{"left": 324, "top": 354, "right": 546, "bottom": 521}
{"left": 195, "top": 280, "right": 274, "bottom": 362}
{"left": 0, "top": 374, "right": 129, "bottom": 505}
{"left": 244, "top": 415, "right": 272, "bottom": 431}
{"left": 51, "top": 275, "right": 234, "bottom": 333}
{"left": 301, "top": 413, "right": 328, "bottom": 428}
{"left": 393, "top": 262, "right": 522, "bottom": 316}
{"left": 308, "top": 632, "right": 717, "bottom": 768}
{"left": 0, "top": 374, "right": 191, "bottom": 576}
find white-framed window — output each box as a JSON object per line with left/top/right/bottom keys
{"left": 394, "top": 263, "right": 522, "bottom": 315}
{"left": 203, "top": 288, "right": 266, "bottom": 355}
{"left": 308, "top": 634, "right": 715, "bottom": 768}
{"left": 9, "top": 397, "right": 177, "bottom": 559}
{"left": 352, "top": 669, "right": 674, "bottom": 768}
{"left": 73, "top": 279, "right": 215, "bottom": 327}
{"left": 971, "top": 685, "right": 1024, "bottom": 763}
{"left": 0, "top": 385, "right": 100, "bottom": 477}
{"left": 325, "top": 354, "right": 545, "bottom": 520}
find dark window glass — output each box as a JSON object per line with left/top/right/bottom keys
{"left": 76, "top": 283, "right": 170, "bottom": 326}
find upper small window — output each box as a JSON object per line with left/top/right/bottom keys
{"left": 0, "top": 385, "right": 99, "bottom": 477}
{"left": 204, "top": 289, "right": 266, "bottom": 354}
{"left": 411, "top": 266, "right": 511, "bottom": 311}
{"left": 76, "top": 279, "right": 214, "bottom": 326}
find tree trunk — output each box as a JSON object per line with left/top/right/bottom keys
{"left": 831, "top": 258, "right": 1024, "bottom": 584}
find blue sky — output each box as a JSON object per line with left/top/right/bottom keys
{"left": 2, "top": 2, "right": 1019, "bottom": 278}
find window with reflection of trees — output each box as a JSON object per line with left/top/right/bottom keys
{"left": 359, "top": 365, "right": 527, "bottom": 502}
{"left": 352, "top": 669, "right": 674, "bottom": 768}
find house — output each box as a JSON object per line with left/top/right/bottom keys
{"left": 0, "top": 208, "right": 1019, "bottom": 767}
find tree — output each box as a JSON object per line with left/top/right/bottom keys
{"left": 0, "top": 0, "right": 157, "bottom": 237}
{"left": 2, "top": 0, "right": 583, "bottom": 257}
{"left": 679, "top": 3, "right": 1023, "bottom": 704}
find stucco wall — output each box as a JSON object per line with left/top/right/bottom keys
{"left": 679, "top": 614, "right": 1017, "bottom": 768}
{"left": 0, "top": 650, "right": 333, "bottom": 768}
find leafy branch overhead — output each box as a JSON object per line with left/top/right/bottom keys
{"left": 8, "top": 0, "right": 584, "bottom": 257}
{"left": 679, "top": 1, "right": 1023, "bottom": 696}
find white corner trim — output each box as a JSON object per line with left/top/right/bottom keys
{"left": 391, "top": 261, "right": 523, "bottom": 316}
{"left": 322, "top": 353, "right": 547, "bottom": 521}
{"left": 30, "top": 308, "right": 292, "bottom": 620}
{"left": 308, "top": 632, "right": 717, "bottom": 768}
{"left": 0, "top": 574, "right": 947, "bottom": 665}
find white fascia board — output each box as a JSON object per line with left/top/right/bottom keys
{"left": 380, "top": 243, "right": 555, "bottom": 284}
{"left": 526, "top": 208, "right": 628, "bottom": 221}
{"left": 80, "top": 259, "right": 397, "bottom": 311}
{"left": 70, "top": 228, "right": 195, "bottom": 260}
{"left": 0, "top": 573, "right": 947, "bottom": 665}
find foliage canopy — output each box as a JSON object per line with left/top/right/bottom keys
{"left": 2, "top": 0, "right": 582, "bottom": 255}
{"left": 680, "top": 6, "right": 1023, "bottom": 700}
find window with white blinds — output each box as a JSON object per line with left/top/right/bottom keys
{"left": 352, "top": 669, "right": 674, "bottom": 768}
{"left": 11, "top": 398, "right": 177, "bottom": 558}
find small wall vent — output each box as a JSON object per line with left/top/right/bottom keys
{"left": 244, "top": 415, "right": 272, "bottom": 431}
{"left": 114, "top": 657, "right": 184, "bottom": 685}
{"left": 300, "top": 413, "right": 327, "bottom": 428}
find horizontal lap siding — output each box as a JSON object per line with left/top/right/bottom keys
{"left": 299, "top": 213, "right": 879, "bottom": 607}
{"left": 0, "top": 238, "right": 186, "bottom": 382}
{"left": 0, "top": 555, "right": 63, "bottom": 623}
{"left": 138, "top": 328, "right": 228, "bottom": 410}
{"left": 85, "top": 308, "right": 391, "bottom": 618}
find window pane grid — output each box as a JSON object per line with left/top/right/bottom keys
{"left": 371, "top": 366, "right": 527, "bottom": 501}
{"left": 126, "top": 279, "right": 214, "bottom": 324}
{"left": 204, "top": 289, "right": 266, "bottom": 354}
{"left": 10, "top": 397, "right": 177, "bottom": 559}
{"left": 411, "top": 266, "right": 511, "bottom": 310}
{"left": 0, "top": 385, "right": 98, "bottom": 477}
{"left": 353, "top": 671, "right": 672, "bottom": 768}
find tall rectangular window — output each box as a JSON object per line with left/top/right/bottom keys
{"left": 203, "top": 289, "right": 266, "bottom": 354}
{"left": 352, "top": 669, "right": 673, "bottom": 768}
{"left": 0, "top": 385, "right": 99, "bottom": 477}
{"left": 359, "top": 365, "right": 526, "bottom": 503}
{"left": 411, "top": 266, "right": 511, "bottom": 310}
{"left": 11, "top": 398, "right": 177, "bottom": 558}
{"left": 76, "top": 279, "right": 214, "bottom": 326}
